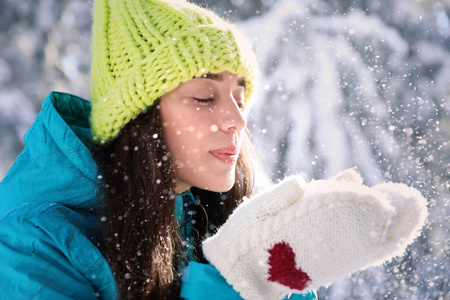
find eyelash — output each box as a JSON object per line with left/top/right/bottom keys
{"left": 193, "top": 98, "right": 215, "bottom": 104}
{"left": 193, "top": 98, "right": 246, "bottom": 110}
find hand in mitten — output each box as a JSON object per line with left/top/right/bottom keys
{"left": 202, "top": 168, "right": 427, "bottom": 300}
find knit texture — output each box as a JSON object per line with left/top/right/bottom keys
{"left": 90, "top": 0, "right": 258, "bottom": 144}
{"left": 202, "top": 168, "right": 428, "bottom": 300}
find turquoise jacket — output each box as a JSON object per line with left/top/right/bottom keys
{"left": 0, "top": 92, "right": 317, "bottom": 299}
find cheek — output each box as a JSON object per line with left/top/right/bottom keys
{"left": 163, "top": 111, "right": 212, "bottom": 143}
{"left": 162, "top": 117, "right": 208, "bottom": 163}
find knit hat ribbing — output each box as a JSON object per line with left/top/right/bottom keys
{"left": 90, "top": 0, "right": 258, "bottom": 144}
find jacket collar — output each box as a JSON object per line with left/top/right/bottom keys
{"left": 0, "top": 92, "right": 101, "bottom": 215}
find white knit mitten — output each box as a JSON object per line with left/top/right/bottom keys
{"left": 202, "top": 168, "right": 427, "bottom": 300}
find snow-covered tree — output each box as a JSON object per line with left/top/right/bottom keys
{"left": 0, "top": 0, "right": 91, "bottom": 177}
{"left": 238, "top": 0, "right": 449, "bottom": 298}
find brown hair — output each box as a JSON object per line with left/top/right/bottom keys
{"left": 99, "top": 101, "right": 255, "bottom": 299}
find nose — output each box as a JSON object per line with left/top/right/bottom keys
{"left": 217, "top": 95, "right": 247, "bottom": 133}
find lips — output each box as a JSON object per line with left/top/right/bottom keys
{"left": 210, "top": 145, "right": 239, "bottom": 164}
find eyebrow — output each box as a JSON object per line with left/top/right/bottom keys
{"left": 199, "top": 73, "right": 246, "bottom": 88}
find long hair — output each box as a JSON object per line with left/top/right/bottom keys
{"left": 99, "top": 100, "right": 255, "bottom": 299}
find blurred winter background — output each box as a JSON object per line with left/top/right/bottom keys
{"left": 0, "top": 0, "right": 448, "bottom": 299}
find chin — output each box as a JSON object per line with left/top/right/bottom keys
{"left": 195, "top": 174, "right": 235, "bottom": 193}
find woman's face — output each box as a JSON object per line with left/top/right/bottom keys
{"left": 160, "top": 71, "right": 247, "bottom": 193}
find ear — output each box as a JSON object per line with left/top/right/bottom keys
{"left": 129, "top": 124, "right": 138, "bottom": 139}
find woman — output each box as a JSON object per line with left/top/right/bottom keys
{"left": 0, "top": 0, "right": 427, "bottom": 299}
{"left": 101, "top": 69, "right": 261, "bottom": 299}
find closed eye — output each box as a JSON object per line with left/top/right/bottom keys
{"left": 193, "top": 98, "right": 215, "bottom": 104}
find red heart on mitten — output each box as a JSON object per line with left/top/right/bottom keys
{"left": 268, "top": 241, "right": 312, "bottom": 291}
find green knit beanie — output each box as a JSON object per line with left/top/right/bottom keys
{"left": 90, "top": 0, "right": 258, "bottom": 145}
